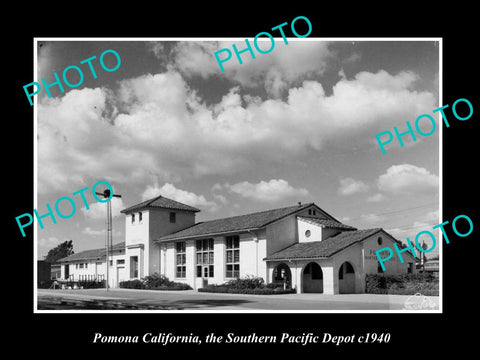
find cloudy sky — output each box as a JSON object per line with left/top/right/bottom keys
{"left": 34, "top": 38, "right": 440, "bottom": 260}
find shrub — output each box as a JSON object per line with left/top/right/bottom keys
{"left": 119, "top": 279, "right": 145, "bottom": 289}
{"left": 38, "top": 280, "right": 55, "bottom": 289}
{"left": 78, "top": 280, "right": 105, "bottom": 289}
{"left": 365, "top": 273, "right": 439, "bottom": 295}
{"left": 119, "top": 274, "right": 191, "bottom": 291}
{"left": 143, "top": 273, "right": 174, "bottom": 288}
{"left": 150, "top": 283, "right": 192, "bottom": 291}
{"left": 224, "top": 275, "right": 265, "bottom": 289}
{"left": 196, "top": 275, "right": 295, "bottom": 295}
{"left": 265, "top": 281, "right": 287, "bottom": 289}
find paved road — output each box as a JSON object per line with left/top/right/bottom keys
{"left": 37, "top": 288, "right": 440, "bottom": 311}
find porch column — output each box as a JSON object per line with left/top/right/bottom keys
{"left": 293, "top": 261, "right": 302, "bottom": 294}
{"left": 185, "top": 241, "right": 195, "bottom": 289}
{"left": 323, "top": 265, "right": 338, "bottom": 295}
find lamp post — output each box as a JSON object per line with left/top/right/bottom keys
{"left": 95, "top": 188, "right": 122, "bottom": 291}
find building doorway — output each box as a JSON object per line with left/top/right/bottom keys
{"left": 130, "top": 256, "right": 138, "bottom": 278}
{"left": 117, "top": 266, "right": 126, "bottom": 287}
{"left": 302, "top": 262, "right": 323, "bottom": 293}
{"left": 339, "top": 261, "right": 355, "bottom": 294}
{"left": 64, "top": 264, "right": 69, "bottom": 279}
{"left": 272, "top": 263, "right": 292, "bottom": 289}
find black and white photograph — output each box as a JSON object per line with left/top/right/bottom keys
{"left": 33, "top": 38, "right": 442, "bottom": 312}
{"left": 7, "top": 5, "right": 478, "bottom": 355}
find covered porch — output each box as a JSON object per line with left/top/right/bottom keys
{"left": 266, "top": 259, "right": 363, "bottom": 294}
{"left": 264, "top": 234, "right": 368, "bottom": 294}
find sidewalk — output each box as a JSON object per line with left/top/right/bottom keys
{"left": 37, "top": 288, "right": 440, "bottom": 311}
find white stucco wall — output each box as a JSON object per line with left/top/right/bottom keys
{"left": 331, "top": 242, "right": 364, "bottom": 294}
{"left": 125, "top": 245, "right": 144, "bottom": 280}
{"left": 297, "top": 218, "right": 323, "bottom": 243}
{"left": 60, "top": 251, "right": 126, "bottom": 288}
{"left": 266, "top": 216, "right": 297, "bottom": 255}
{"left": 363, "top": 231, "right": 417, "bottom": 275}
{"left": 266, "top": 229, "right": 417, "bottom": 295}
{"left": 125, "top": 210, "right": 149, "bottom": 279}
{"left": 157, "top": 230, "right": 269, "bottom": 289}
{"left": 164, "top": 242, "right": 176, "bottom": 280}
{"left": 124, "top": 208, "right": 196, "bottom": 281}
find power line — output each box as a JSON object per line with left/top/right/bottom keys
{"left": 345, "top": 202, "right": 438, "bottom": 222}
{"left": 386, "top": 222, "right": 441, "bottom": 234}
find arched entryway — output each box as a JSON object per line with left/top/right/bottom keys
{"left": 338, "top": 261, "right": 355, "bottom": 294}
{"left": 302, "top": 262, "right": 323, "bottom": 293}
{"left": 272, "top": 263, "right": 292, "bottom": 289}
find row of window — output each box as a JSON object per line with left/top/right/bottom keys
{"left": 131, "top": 212, "right": 177, "bottom": 224}
{"left": 66, "top": 274, "right": 105, "bottom": 281}
{"left": 131, "top": 212, "right": 143, "bottom": 223}
{"left": 75, "top": 260, "right": 125, "bottom": 269}
{"left": 175, "top": 235, "right": 240, "bottom": 279}
{"left": 78, "top": 274, "right": 104, "bottom": 281}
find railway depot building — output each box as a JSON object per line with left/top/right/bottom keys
{"left": 57, "top": 195, "right": 416, "bottom": 294}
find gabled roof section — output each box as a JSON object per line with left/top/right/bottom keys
{"left": 265, "top": 228, "right": 416, "bottom": 261}
{"left": 57, "top": 242, "right": 125, "bottom": 263}
{"left": 157, "top": 203, "right": 317, "bottom": 242}
{"left": 120, "top": 195, "right": 201, "bottom": 214}
{"left": 297, "top": 216, "right": 357, "bottom": 231}
{"left": 265, "top": 229, "right": 383, "bottom": 260}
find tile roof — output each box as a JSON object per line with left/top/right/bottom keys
{"left": 157, "top": 203, "right": 318, "bottom": 242}
{"left": 57, "top": 242, "right": 125, "bottom": 263}
{"left": 297, "top": 216, "right": 357, "bottom": 231}
{"left": 120, "top": 195, "right": 201, "bottom": 214}
{"left": 264, "top": 229, "right": 383, "bottom": 260}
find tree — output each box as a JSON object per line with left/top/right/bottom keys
{"left": 44, "top": 240, "right": 74, "bottom": 263}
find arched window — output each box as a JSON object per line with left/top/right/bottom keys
{"left": 304, "top": 262, "right": 322, "bottom": 279}
{"left": 339, "top": 262, "right": 355, "bottom": 279}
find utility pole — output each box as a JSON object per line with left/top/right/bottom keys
{"left": 95, "top": 188, "right": 122, "bottom": 291}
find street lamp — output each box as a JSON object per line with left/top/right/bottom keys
{"left": 95, "top": 188, "right": 122, "bottom": 291}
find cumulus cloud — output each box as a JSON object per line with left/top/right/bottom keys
{"left": 81, "top": 197, "right": 125, "bottom": 220}
{"left": 37, "top": 55, "right": 436, "bottom": 198}
{"left": 377, "top": 164, "right": 439, "bottom": 194}
{"left": 223, "top": 179, "right": 308, "bottom": 202}
{"left": 163, "top": 40, "right": 333, "bottom": 98}
{"left": 142, "top": 182, "right": 218, "bottom": 212}
{"left": 146, "top": 41, "right": 165, "bottom": 59}
{"left": 338, "top": 177, "right": 369, "bottom": 196}
{"left": 171, "top": 42, "right": 221, "bottom": 79}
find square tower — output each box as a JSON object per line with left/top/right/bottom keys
{"left": 120, "top": 195, "right": 200, "bottom": 280}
